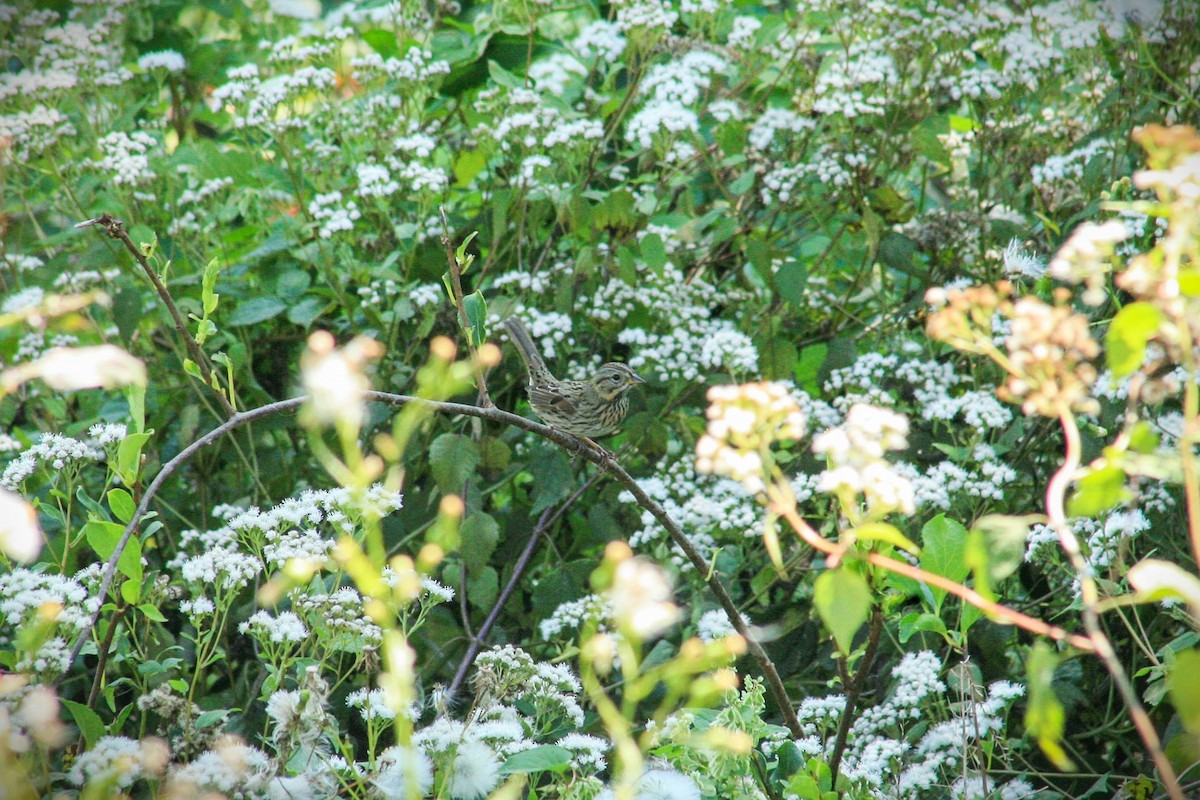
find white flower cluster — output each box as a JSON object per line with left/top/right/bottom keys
{"left": 0, "top": 568, "right": 101, "bottom": 675}
{"left": 67, "top": 735, "right": 151, "bottom": 788}
{"left": 211, "top": 63, "right": 335, "bottom": 131}
{"left": 346, "top": 687, "right": 396, "bottom": 722}
{"left": 588, "top": 262, "right": 757, "bottom": 382}
{"left": 625, "top": 51, "right": 728, "bottom": 150}
{"left": 528, "top": 53, "right": 588, "bottom": 98}
{"left": 1, "top": 432, "right": 104, "bottom": 489}
{"left": 356, "top": 162, "right": 400, "bottom": 198}
{"left": 239, "top": 609, "right": 308, "bottom": 643}
{"left": 621, "top": 456, "right": 749, "bottom": 569}
{"left": 896, "top": 443, "right": 1017, "bottom": 511}
{"left": 350, "top": 48, "right": 450, "bottom": 87}
{"left": 52, "top": 267, "right": 120, "bottom": 292}
{"left": 137, "top": 49, "right": 186, "bottom": 72}
{"left": 795, "top": 652, "right": 1036, "bottom": 797}
{"left": 291, "top": 586, "right": 383, "bottom": 651}
{"left": 0, "top": 105, "right": 77, "bottom": 164}
{"left": 611, "top": 0, "right": 678, "bottom": 32}
{"left": 94, "top": 130, "right": 158, "bottom": 186}
{"left": 1031, "top": 137, "right": 1111, "bottom": 187}
{"left": 308, "top": 190, "right": 362, "bottom": 238}
{"left": 695, "top": 381, "right": 806, "bottom": 493}
{"left": 487, "top": 87, "right": 603, "bottom": 162}
{"left": 539, "top": 592, "right": 613, "bottom": 639}
{"left": 696, "top": 607, "right": 747, "bottom": 642}
{"left": 813, "top": 403, "right": 914, "bottom": 517}
{"left": 572, "top": 20, "right": 626, "bottom": 62}
{"left": 812, "top": 45, "right": 899, "bottom": 118}
{"left": 748, "top": 107, "right": 815, "bottom": 151}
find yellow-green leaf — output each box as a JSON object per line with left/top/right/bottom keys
{"left": 814, "top": 568, "right": 872, "bottom": 655}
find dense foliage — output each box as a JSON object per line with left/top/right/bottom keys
{"left": 2, "top": 0, "right": 1200, "bottom": 797}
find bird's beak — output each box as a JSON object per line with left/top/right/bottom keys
{"left": 631, "top": 373, "right": 645, "bottom": 384}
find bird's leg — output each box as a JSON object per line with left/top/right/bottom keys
{"left": 580, "top": 435, "right": 616, "bottom": 466}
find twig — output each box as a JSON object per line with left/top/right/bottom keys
{"left": 829, "top": 607, "right": 883, "bottom": 781}
{"left": 769, "top": 498, "right": 1096, "bottom": 653}
{"left": 438, "top": 207, "right": 493, "bottom": 408}
{"left": 446, "top": 473, "right": 599, "bottom": 701}
{"left": 62, "top": 391, "right": 804, "bottom": 739}
{"left": 75, "top": 213, "right": 237, "bottom": 418}
{"left": 61, "top": 398, "right": 305, "bottom": 678}
{"left": 1048, "top": 411, "right": 1183, "bottom": 800}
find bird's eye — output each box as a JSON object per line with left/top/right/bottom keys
{"left": 609, "top": 374, "right": 622, "bottom": 382}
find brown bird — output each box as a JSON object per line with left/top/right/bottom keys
{"left": 501, "top": 317, "right": 644, "bottom": 441}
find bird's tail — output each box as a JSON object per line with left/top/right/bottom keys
{"left": 501, "top": 318, "right": 552, "bottom": 383}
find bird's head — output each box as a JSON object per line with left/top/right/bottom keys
{"left": 589, "top": 362, "right": 645, "bottom": 401}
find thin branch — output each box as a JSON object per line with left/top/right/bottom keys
{"left": 61, "top": 398, "right": 306, "bottom": 678}
{"left": 446, "top": 473, "right": 598, "bottom": 701}
{"left": 63, "top": 391, "right": 804, "bottom": 739}
{"left": 75, "top": 213, "right": 237, "bottom": 418}
{"left": 1048, "top": 411, "right": 1183, "bottom": 800}
{"left": 770, "top": 499, "right": 1096, "bottom": 653}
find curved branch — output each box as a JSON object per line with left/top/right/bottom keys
{"left": 64, "top": 391, "right": 805, "bottom": 737}
{"left": 62, "top": 398, "right": 306, "bottom": 678}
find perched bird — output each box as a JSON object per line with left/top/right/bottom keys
{"left": 501, "top": 317, "right": 644, "bottom": 441}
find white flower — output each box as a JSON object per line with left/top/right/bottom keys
{"left": 375, "top": 746, "right": 434, "bottom": 798}
{"left": 610, "top": 557, "right": 678, "bottom": 638}
{"left": 637, "top": 769, "right": 701, "bottom": 800}
{"left": 0, "top": 489, "right": 42, "bottom": 562}
{"left": 25, "top": 345, "right": 146, "bottom": 391}
{"left": 267, "top": 0, "right": 320, "bottom": 18}
{"left": 449, "top": 740, "right": 501, "bottom": 799}
{"left": 138, "top": 50, "right": 185, "bottom": 72}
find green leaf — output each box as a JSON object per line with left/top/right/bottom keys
{"left": 62, "top": 699, "right": 105, "bottom": 748}
{"left": 500, "top": 745, "right": 573, "bottom": 774}
{"left": 487, "top": 59, "right": 522, "bottom": 88}
{"left": 116, "top": 431, "right": 152, "bottom": 486}
{"left": 853, "top": 522, "right": 920, "bottom": 555}
{"left": 1178, "top": 268, "right": 1200, "bottom": 297}
{"left": 813, "top": 568, "right": 872, "bottom": 655}
{"left": 529, "top": 449, "right": 574, "bottom": 513}
{"left": 429, "top": 433, "right": 479, "bottom": 493}
{"left": 898, "top": 611, "right": 948, "bottom": 643}
{"left": 775, "top": 260, "right": 808, "bottom": 307}
{"left": 1067, "top": 463, "right": 1130, "bottom": 517}
{"left": 463, "top": 291, "right": 487, "bottom": 349}
{"left": 1106, "top": 302, "right": 1162, "bottom": 378}
{"left": 454, "top": 148, "right": 487, "bottom": 187}
{"left": 461, "top": 512, "right": 499, "bottom": 571}
{"left": 1128, "top": 558, "right": 1200, "bottom": 616}
{"left": 83, "top": 520, "right": 142, "bottom": 583}
{"left": 124, "top": 383, "right": 146, "bottom": 433}
{"left": 139, "top": 603, "right": 167, "bottom": 622}
{"left": 287, "top": 296, "right": 325, "bottom": 326}
{"left": 467, "top": 565, "right": 498, "bottom": 610}
{"left": 201, "top": 257, "right": 221, "bottom": 316}
{"left": 639, "top": 233, "right": 667, "bottom": 271}
{"left": 107, "top": 488, "right": 135, "bottom": 524}
{"left": 919, "top": 515, "right": 969, "bottom": 612}
{"left": 1025, "top": 642, "right": 1075, "bottom": 770}
{"left": 362, "top": 29, "right": 400, "bottom": 59}
{"left": 120, "top": 578, "right": 141, "bottom": 604}
{"left": 227, "top": 296, "right": 286, "bottom": 326}
{"left": 1168, "top": 649, "right": 1200, "bottom": 734}
{"left": 965, "top": 514, "right": 1034, "bottom": 599}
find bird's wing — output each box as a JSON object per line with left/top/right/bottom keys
{"left": 529, "top": 384, "right": 578, "bottom": 415}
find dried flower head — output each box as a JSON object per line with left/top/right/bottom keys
{"left": 998, "top": 294, "right": 1100, "bottom": 417}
